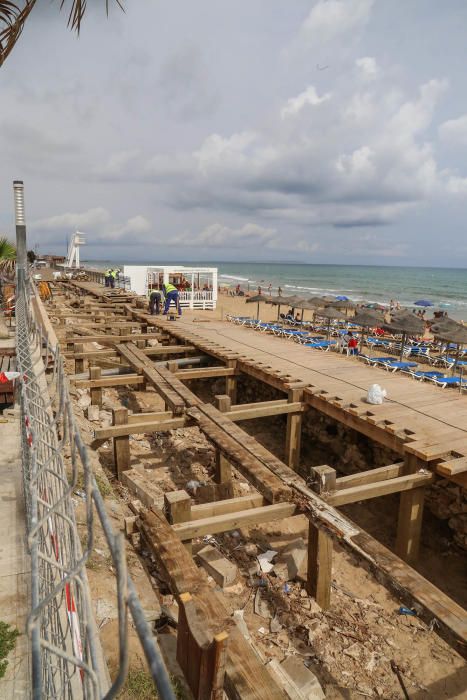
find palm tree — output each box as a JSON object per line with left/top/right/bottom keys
{"left": 0, "top": 1, "right": 123, "bottom": 66}
{"left": 0, "top": 237, "right": 16, "bottom": 281}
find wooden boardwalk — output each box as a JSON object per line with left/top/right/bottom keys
{"left": 158, "top": 316, "right": 467, "bottom": 474}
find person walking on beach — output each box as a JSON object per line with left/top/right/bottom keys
{"left": 162, "top": 281, "right": 182, "bottom": 315}
{"left": 258, "top": 285, "right": 262, "bottom": 295}
{"left": 268, "top": 283, "right": 272, "bottom": 295}
{"left": 278, "top": 286, "right": 282, "bottom": 296}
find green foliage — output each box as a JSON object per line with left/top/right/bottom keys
{"left": 0, "top": 621, "right": 20, "bottom": 678}
{"left": 117, "top": 670, "right": 186, "bottom": 700}
{"left": 27, "top": 249, "right": 36, "bottom": 263}
{"left": 0, "top": 237, "right": 16, "bottom": 280}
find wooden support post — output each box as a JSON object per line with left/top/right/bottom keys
{"left": 89, "top": 366, "right": 102, "bottom": 407}
{"left": 214, "top": 395, "right": 233, "bottom": 485}
{"left": 225, "top": 360, "right": 237, "bottom": 403}
{"left": 165, "top": 490, "right": 192, "bottom": 554}
{"left": 74, "top": 343, "right": 85, "bottom": 374}
{"left": 306, "top": 520, "right": 332, "bottom": 609}
{"left": 310, "top": 465, "right": 336, "bottom": 494}
{"left": 395, "top": 454, "right": 426, "bottom": 564}
{"left": 167, "top": 360, "right": 178, "bottom": 373}
{"left": 113, "top": 407, "right": 130, "bottom": 480}
{"left": 285, "top": 387, "right": 303, "bottom": 470}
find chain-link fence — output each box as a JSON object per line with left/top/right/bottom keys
{"left": 16, "top": 271, "right": 175, "bottom": 699}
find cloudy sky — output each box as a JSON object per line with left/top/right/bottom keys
{"left": 1, "top": 0, "right": 467, "bottom": 266}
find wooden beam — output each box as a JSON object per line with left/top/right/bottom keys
{"left": 285, "top": 387, "right": 304, "bottom": 470}
{"left": 306, "top": 522, "right": 332, "bottom": 610}
{"left": 335, "top": 462, "right": 404, "bottom": 490}
{"left": 395, "top": 454, "right": 427, "bottom": 565}
{"left": 225, "top": 359, "right": 238, "bottom": 403}
{"left": 310, "top": 465, "right": 336, "bottom": 494}
{"left": 74, "top": 343, "right": 85, "bottom": 374}
{"left": 229, "top": 400, "right": 303, "bottom": 422}
{"left": 436, "top": 456, "right": 467, "bottom": 477}
{"left": 172, "top": 502, "right": 297, "bottom": 540}
{"left": 165, "top": 490, "right": 192, "bottom": 554}
{"left": 65, "top": 350, "right": 119, "bottom": 361}
{"left": 94, "top": 417, "right": 187, "bottom": 439}
{"left": 89, "top": 366, "right": 102, "bottom": 407}
{"left": 144, "top": 344, "right": 197, "bottom": 356}
{"left": 127, "top": 411, "right": 173, "bottom": 424}
{"left": 73, "top": 374, "right": 144, "bottom": 389}
{"left": 174, "top": 367, "right": 236, "bottom": 381}
{"left": 191, "top": 494, "right": 265, "bottom": 520}
{"left": 113, "top": 407, "right": 130, "bottom": 479}
{"left": 65, "top": 332, "right": 162, "bottom": 344}
{"left": 326, "top": 471, "right": 433, "bottom": 507}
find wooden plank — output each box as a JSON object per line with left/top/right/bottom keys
{"left": 326, "top": 472, "right": 434, "bottom": 507}
{"left": 89, "top": 366, "right": 102, "bottom": 407}
{"left": 127, "top": 411, "right": 173, "bottom": 424}
{"left": 191, "top": 494, "right": 265, "bottom": 519}
{"left": 73, "top": 374, "right": 144, "bottom": 389}
{"left": 94, "top": 417, "right": 187, "bottom": 439}
{"left": 404, "top": 436, "right": 467, "bottom": 461}
{"left": 436, "top": 456, "right": 467, "bottom": 477}
{"left": 336, "top": 463, "right": 404, "bottom": 490}
{"left": 172, "top": 503, "right": 297, "bottom": 540}
{"left": 229, "top": 401, "right": 303, "bottom": 422}
{"left": 188, "top": 407, "right": 291, "bottom": 503}
{"left": 113, "top": 407, "right": 130, "bottom": 479}
{"left": 140, "top": 508, "right": 286, "bottom": 698}
{"left": 174, "top": 367, "right": 236, "bottom": 380}
{"left": 306, "top": 522, "right": 332, "bottom": 609}
{"left": 285, "top": 387, "right": 304, "bottom": 470}
{"left": 65, "top": 333, "right": 162, "bottom": 344}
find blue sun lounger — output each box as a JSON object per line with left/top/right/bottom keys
{"left": 427, "top": 375, "right": 467, "bottom": 389}
{"left": 401, "top": 369, "right": 445, "bottom": 381}
{"left": 375, "top": 359, "right": 418, "bottom": 372}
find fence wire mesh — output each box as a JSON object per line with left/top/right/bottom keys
{"left": 15, "top": 272, "right": 175, "bottom": 700}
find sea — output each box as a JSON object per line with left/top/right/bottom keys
{"left": 83, "top": 261, "right": 467, "bottom": 320}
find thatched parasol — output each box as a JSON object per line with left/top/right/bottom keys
{"left": 326, "top": 299, "right": 356, "bottom": 310}
{"left": 307, "top": 296, "right": 329, "bottom": 306}
{"left": 315, "top": 306, "right": 348, "bottom": 339}
{"left": 293, "top": 298, "right": 323, "bottom": 322}
{"left": 431, "top": 320, "right": 467, "bottom": 377}
{"left": 266, "top": 294, "right": 287, "bottom": 319}
{"left": 382, "top": 314, "right": 425, "bottom": 360}
{"left": 352, "top": 310, "right": 385, "bottom": 353}
{"left": 245, "top": 293, "right": 267, "bottom": 320}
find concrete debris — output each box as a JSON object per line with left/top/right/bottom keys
{"left": 277, "top": 538, "right": 307, "bottom": 581}
{"left": 269, "top": 656, "right": 325, "bottom": 699}
{"left": 77, "top": 394, "right": 91, "bottom": 409}
{"left": 86, "top": 404, "right": 100, "bottom": 421}
{"left": 257, "top": 549, "right": 277, "bottom": 573}
{"left": 233, "top": 609, "right": 250, "bottom": 641}
{"left": 254, "top": 588, "right": 272, "bottom": 619}
{"left": 197, "top": 544, "right": 238, "bottom": 588}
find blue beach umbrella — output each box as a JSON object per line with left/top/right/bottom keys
{"left": 414, "top": 300, "right": 434, "bottom": 307}
{"left": 336, "top": 295, "right": 349, "bottom": 301}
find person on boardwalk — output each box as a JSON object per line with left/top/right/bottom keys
{"left": 162, "top": 282, "right": 182, "bottom": 315}
{"left": 148, "top": 288, "right": 163, "bottom": 315}
{"left": 104, "top": 268, "right": 112, "bottom": 287}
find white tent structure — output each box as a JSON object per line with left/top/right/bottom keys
{"left": 124, "top": 265, "right": 218, "bottom": 310}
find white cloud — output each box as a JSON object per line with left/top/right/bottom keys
{"left": 445, "top": 176, "right": 467, "bottom": 194}
{"left": 174, "top": 222, "right": 277, "bottom": 248}
{"left": 31, "top": 208, "right": 151, "bottom": 242}
{"left": 281, "top": 85, "right": 332, "bottom": 119}
{"left": 439, "top": 114, "right": 467, "bottom": 145}
{"left": 355, "top": 56, "right": 379, "bottom": 79}
{"left": 301, "top": 0, "right": 374, "bottom": 44}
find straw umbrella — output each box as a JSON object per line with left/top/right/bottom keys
{"left": 245, "top": 293, "right": 267, "bottom": 320}
{"left": 382, "top": 314, "right": 425, "bottom": 361}
{"left": 293, "top": 299, "right": 323, "bottom": 323}
{"left": 431, "top": 320, "right": 467, "bottom": 378}
{"left": 266, "top": 295, "right": 287, "bottom": 320}
{"left": 351, "top": 310, "right": 385, "bottom": 354}
{"left": 315, "top": 307, "right": 348, "bottom": 339}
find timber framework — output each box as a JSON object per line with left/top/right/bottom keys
{"left": 40, "top": 279, "right": 467, "bottom": 699}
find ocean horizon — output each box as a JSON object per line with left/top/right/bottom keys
{"left": 83, "top": 260, "right": 467, "bottom": 320}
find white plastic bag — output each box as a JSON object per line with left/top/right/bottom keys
{"left": 367, "top": 384, "right": 387, "bottom": 405}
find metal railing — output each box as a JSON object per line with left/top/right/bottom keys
{"left": 16, "top": 272, "right": 175, "bottom": 699}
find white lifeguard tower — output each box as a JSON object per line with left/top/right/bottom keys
{"left": 65, "top": 231, "right": 86, "bottom": 268}
{"left": 123, "top": 265, "right": 218, "bottom": 310}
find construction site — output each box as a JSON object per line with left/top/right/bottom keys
{"left": 3, "top": 264, "right": 461, "bottom": 700}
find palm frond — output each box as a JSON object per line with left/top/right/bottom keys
{"left": 0, "top": 1, "right": 37, "bottom": 66}
{"left": 0, "top": 236, "right": 16, "bottom": 282}
{"left": 1, "top": 0, "right": 124, "bottom": 67}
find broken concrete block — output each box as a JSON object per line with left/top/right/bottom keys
{"left": 124, "top": 515, "right": 137, "bottom": 536}
{"left": 197, "top": 544, "right": 238, "bottom": 588}
{"left": 278, "top": 656, "right": 325, "bottom": 699}
{"left": 86, "top": 404, "right": 100, "bottom": 421}
{"left": 277, "top": 538, "right": 307, "bottom": 581}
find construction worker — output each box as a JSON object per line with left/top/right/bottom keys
{"left": 148, "top": 287, "right": 163, "bottom": 315}
{"left": 110, "top": 268, "right": 118, "bottom": 289}
{"left": 162, "top": 281, "right": 181, "bottom": 316}
{"left": 105, "top": 268, "right": 112, "bottom": 287}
